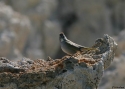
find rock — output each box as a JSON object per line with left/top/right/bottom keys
{"left": 0, "top": 34, "right": 117, "bottom": 89}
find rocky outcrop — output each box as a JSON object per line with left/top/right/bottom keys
{"left": 99, "top": 30, "right": 125, "bottom": 89}
{"left": 0, "top": 34, "right": 117, "bottom": 89}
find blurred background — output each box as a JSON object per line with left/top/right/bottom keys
{"left": 0, "top": 0, "right": 125, "bottom": 88}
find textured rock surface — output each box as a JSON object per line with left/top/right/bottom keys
{"left": 0, "top": 34, "right": 117, "bottom": 89}
{"left": 98, "top": 30, "right": 125, "bottom": 89}
{"left": 0, "top": 1, "right": 124, "bottom": 88}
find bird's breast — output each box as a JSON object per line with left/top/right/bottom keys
{"left": 61, "top": 42, "right": 79, "bottom": 55}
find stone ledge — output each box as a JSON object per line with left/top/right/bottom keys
{"left": 0, "top": 34, "right": 117, "bottom": 89}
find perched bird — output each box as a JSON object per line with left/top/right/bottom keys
{"left": 59, "top": 32, "right": 98, "bottom": 55}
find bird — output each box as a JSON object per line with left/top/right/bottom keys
{"left": 59, "top": 32, "right": 98, "bottom": 55}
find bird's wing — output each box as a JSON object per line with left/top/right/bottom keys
{"left": 66, "top": 39, "right": 99, "bottom": 52}
{"left": 66, "top": 39, "right": 84, "bottom": 48}
{"left": 66, "top": 39, "right": 99, "bottom": 53}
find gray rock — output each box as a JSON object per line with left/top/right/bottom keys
{"left": 0, "top": 34, "right": 117, "bottom": 89}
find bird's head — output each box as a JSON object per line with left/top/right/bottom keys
{"left": 59, "top": 32, "right": 67, "bottom": 42}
